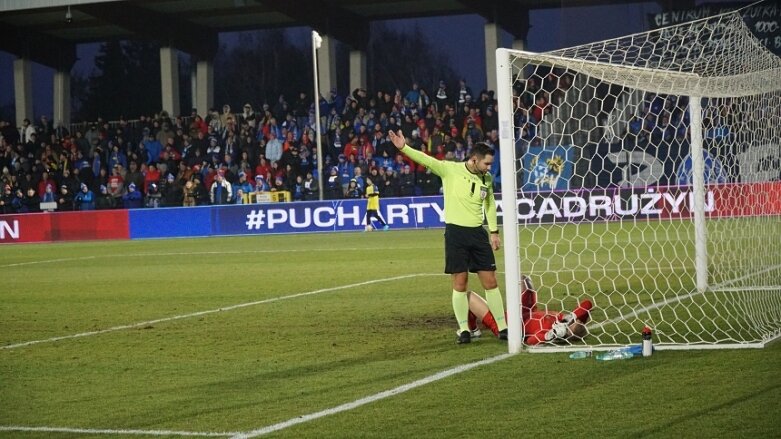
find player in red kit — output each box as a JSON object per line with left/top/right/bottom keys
{"left": 466, "top": 276, "right": 593, "bottom": 345}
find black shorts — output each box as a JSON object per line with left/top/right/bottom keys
{"left": 444, "top": 224, "right": 496, "bottom": 274}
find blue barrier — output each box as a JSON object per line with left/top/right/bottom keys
{"left": 130, "top": 205, "right": 212, "bottom": 239}
{"left": 128, "top": 196, "right": 446, "bottom": 239}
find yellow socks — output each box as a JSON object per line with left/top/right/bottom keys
{"left": 485, "top": 287, "right": 508, "bottom": 331}
{"left": 452, "top": 290, "right": 470, "bottom": 332}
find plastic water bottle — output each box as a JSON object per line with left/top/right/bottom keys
{"left": 642, "top": 326, "right": 653, "bottom": 357}
{"left": 595, "top": 348, "right": 634, "bottom": 361}
{"left": 568, "top": 351, "right": 592, "bottom": 359}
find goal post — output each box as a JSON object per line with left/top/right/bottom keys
{"left": 496, "top": 5, "right": 781, "bottom": 353}
{"left": 496, "top": 47, "right": 523, "bottom": 354}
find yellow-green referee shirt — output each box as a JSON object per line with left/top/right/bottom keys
{"left": 402, "top": 147, "right": 498, "bottom": 230}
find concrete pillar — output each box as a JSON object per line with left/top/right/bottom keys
{"left": 160, "top": 46, "right": 180, "bottom": 117}
{"left": 317, "top": 34, "right": 336, "bottom": 99}
{"left": 190, "top": 66, "right": 197, "bottom": 113}
{"left": 53, "top": 69, "right": 71, "bottom": 128}
{"left": 484, "top": 23, "right": 502, "bottom": 93}
{"left": 13, "top": 58, "right": 33, "bottom": 129}
{"left": 195, "top": 59, "right": 214, "bottom": 119}
{"left": 349, "top": 50, "right": 367, "bottom": 94}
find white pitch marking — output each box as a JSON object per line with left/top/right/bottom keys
{"left": 591, "top": 263, "right": 781, "bottom": 330}
{"left": 229, "top": 265, "right": 781, "bottom": 438}
{"left": 0, "top": 255, "right": 96, "bottom": 267}
{"left": 1, "top": 273, "right": 440, "bottom": 350}
{"left": 0, "top": 353, "right": 514, "bottom": 437}
{"left": 5, "top": 253, "right": 770, "bottom": 436}
{"left": 4, "top": 263, "right": 748, "bottom": 435}
{"left": 0, "top": 425, "right": 238, "bottom": 437}
{"left": 231, "top": 353, "right": 514, "bottom": 439}
{"left": 0, "top": 247, "right": 436, "bottom": 268}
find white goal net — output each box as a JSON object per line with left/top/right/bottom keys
{"left": 496, "top": 4, "right": 781, "bottom": 353}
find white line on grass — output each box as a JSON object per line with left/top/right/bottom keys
{"left": 0, "top": 353, "right": 513, "bottom": 438}
{"left": 0, "top": 247, "right": 436, "bottom": 268}
{"left": 7, "top": 257, "right": 770, "bottom": 436}
{"left": 591, "top": 263, "right": 781, "bottom": 330}
{"left": 229, "top": 264, "right": 781, "bottom": 437}
{"left": 0, "top": 426, "right": 239, "bottom": 437}
{"left": 231, "top": 353, "right": 514, "bottom": 439}
{"left": 1, "top": 273, "right": 440, "bottom": 350}
{"left": 1, "top": 255, "right": 97, "bottom": 267}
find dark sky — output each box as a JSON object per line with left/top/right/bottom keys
{"left": 0, "top": 1, "right": 739, "bottom": 121}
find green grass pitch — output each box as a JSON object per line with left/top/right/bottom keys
{"left": 1, "top": 227, "right": 779, "bottom": 438}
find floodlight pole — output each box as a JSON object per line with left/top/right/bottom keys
{"left": 312, "top": 30, "right": 324, "bottom": 201}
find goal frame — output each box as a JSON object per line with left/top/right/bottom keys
{"left": 496, "top": 47, "right": 779, "bottom": 354}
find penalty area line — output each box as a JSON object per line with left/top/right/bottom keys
{"left": 1, "top": 273, "right": 441, "bottom": 350}
{"left": 0, "top": 425, "right": 239, "bottom": 437}
{"left": 231, "top": 353, "right": 514, "bottom": 438}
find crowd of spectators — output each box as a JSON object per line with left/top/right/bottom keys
{"left": 512, "top": 70, "right": 573, "bottom": 144}
{"left": 626, "top": 93, "right": 692, "bottom": 145}
{"left": 625, "top": 92, "right": 742, "bottom": 147}
{"left": 0, "top": 67, "right": 593, "bottom": 215}
{"left": 0, "top": 77, "right": 516, "bottom": 214}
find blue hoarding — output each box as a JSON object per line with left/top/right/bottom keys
{"left": 129, "top": 196, "right": 446, "bottom": 239}
{"left": 213, "top": 197, "right": 445, "bottom": 235}
{"left": 129, "top": 206, "right": 212, "bottom": 239}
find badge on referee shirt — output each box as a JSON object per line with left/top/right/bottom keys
{"left": 479, "top": 186, "right": 487, "bottom": 200}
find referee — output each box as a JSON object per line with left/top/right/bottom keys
{"left": 388, "top": 129, "right": 508, "bottom": 344}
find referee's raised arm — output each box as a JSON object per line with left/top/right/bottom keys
{"left": 387, "top": 129, "right": 407, "bottom": 152}
{"left": 388, "top": 129, "right": 445, "bottom": 176}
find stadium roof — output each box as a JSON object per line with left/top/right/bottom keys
{"left": 0, "top": 0, "right": 674, "bottom": 67}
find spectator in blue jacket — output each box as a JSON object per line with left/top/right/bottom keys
{"left": 405, "top": 82, "right": 421, "bottom": 107}
{"left": 233, "top": 172, "right": 254, "bottom": 201}
{"left": 254, "top": 174, "right": 270, "bottom": 193}
{"left": 107, "top": 142, "right": 127, "bottom": 170}
{"left": 122, "top": 182, "right": 143, "bottom": 209}
{"left": 74, "top": 183, "right": 95, "bottom": 210}
{"left": 337, "top": 154, "right": 354, "bottom": 194}
{"left": 142, "top": 129, "right": 162, "bottom": 164}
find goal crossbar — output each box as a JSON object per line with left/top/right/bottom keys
{"left": 508, "top": 50, "right": 781, "bottom": 98}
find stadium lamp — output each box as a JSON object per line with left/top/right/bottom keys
{"left": 312, "top": 30, "right": 324, "bottom": 200}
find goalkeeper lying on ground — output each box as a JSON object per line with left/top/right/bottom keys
{"left": 466, "top": 276, "right": 593, "bottom": 345}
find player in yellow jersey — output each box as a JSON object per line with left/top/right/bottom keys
{"left": 363, "top": 175, "right": 389, "bottom": 231}
{"left": 388, "top": 129, "right": 508, "bottom": 344}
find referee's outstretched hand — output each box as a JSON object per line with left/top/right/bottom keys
{"left": 388, "top": 129, "right": 406, "bottom": 151}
